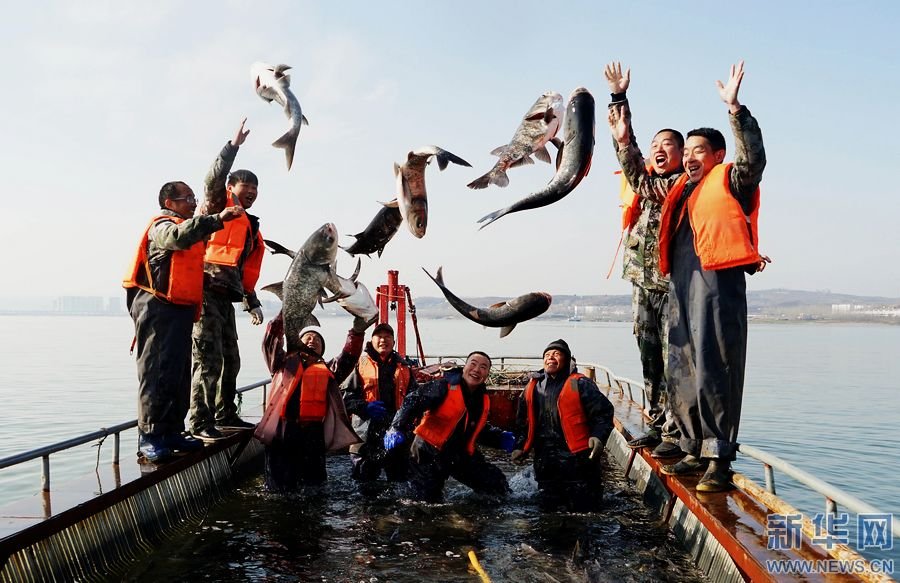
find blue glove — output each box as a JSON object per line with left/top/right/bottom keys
{"left": 383, "top": 428, "right": 406, "bottom": 451}
{"left": 500, "top": 431, "right": 516, "bottom": 453}
{"left": 365, "top": 400, "right": 387, "bottom": 421}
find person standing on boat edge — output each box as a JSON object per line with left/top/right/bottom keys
{"left": 656, "top": 61, "right": 766, "bottom": 492}
{"left": 256, "top": 311, "right": 373, "bottom": 490}
{"left": 341, "top": 323, "right": 418, "bottom": 483}
{"left": 383, "top": 352, "right": 514, "bottom": 503}
{"left": 510, "top": 339, "right": 615, "bottom": 511}
{"left": 604, "top": 61, "right": 685, "bottom": 460}
{"left": 123, "top": 182, "right": 245, "bottom": 463}
{"left": 189, "top": 118, "right": 266, "bottom": 441}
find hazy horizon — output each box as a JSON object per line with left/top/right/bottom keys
{"left": 2, "top": 2, "right": 899, "bottom": 300}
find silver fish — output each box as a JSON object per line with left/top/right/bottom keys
{"left": 422, "top": 266, "right": 552, "bottom": 338}
{"left": 395, "top": 146, "right": 471, "bottom": 239}
{"left": 334, "top": 279, "right": 379, "bottom": 323}
{"left": 341, "top": 200, "right": 403, "bottom": 258}
{"left": 467, "top": 91, "right": 564, "bottom": 190}
{"left": 261, "top": 223, "right": 345, "bottom": 352}
{"left": 251, "top": 61, "right": 308, "bottom": 171}
{"left": 477, "top": 88, "right": 595, "bottom": 229}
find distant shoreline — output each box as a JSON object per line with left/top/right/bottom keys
{"left": 1, "top": 311, "right": 897, "bottom": 326}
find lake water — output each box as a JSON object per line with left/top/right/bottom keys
{"left": 1, "top": 314, "right": 898, "bottom": 568}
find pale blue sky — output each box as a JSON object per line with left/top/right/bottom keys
{"left": 2, "top": 1, "right": 898, "bottom": 300}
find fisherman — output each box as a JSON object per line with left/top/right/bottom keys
{"left": 124, "top": 182, "right": 244, "bottom": 463}
{"left": 342, "top": 323, "right": 418, "bottom": 482}
{"left": 257, "top": 312, "right": 373, "bottom": 490}
{"left": 189, "top": 118, "right": 266, "bottom": 441}
{"left": 614, "top": 61, "right": 767, "bottom": 492}
{"left": 604, "top": 61, "right": 684, "bottom": 459}
{"left": 510, "top": 339, "right": 615, "bottom": 511}
{"left": 383, "top": 351, "right": 515, "bottom": 502}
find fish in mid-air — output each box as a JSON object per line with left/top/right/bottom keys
{"left": 251, "top": 61, "right": 308, "bottom": 171}
{"left": 467, "top": 91, "right": 564, "bottom": 190}
{"left": 422, "top": 266, "right": 552, "bottom": 338}
{"left": 395, "top": 146, "right": 471, "bottom": 238}
{"left": 477, "top": 87, "right": 595, "bottom": 229}
{"left": 341, "top": 201, "right": 404, "bottom": 258}
{"left": 261, "top": 224, "right": 349, "bottom": 352}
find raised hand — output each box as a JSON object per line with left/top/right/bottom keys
{"left": 232, "top": 117, "right": 250, "bottom": 147}
{"left": 603, "top": 61, "right": 630, "bottom": 94}
{"left": 716, "top": 60, "right": 744, "bottom": 114}
{"left": 607, "top": 103, "right": 631, "bottom": 146}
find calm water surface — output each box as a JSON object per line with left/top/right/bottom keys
{"left": 1, "top": 314, "right": 898, "bottom": 569}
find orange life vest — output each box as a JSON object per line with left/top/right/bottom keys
{"left": 281, "top": 361, "right": 333, "bottom": 423}
{"left": 414, "top": 384, "right": 490, "bottom": 455}
{"left": 204, "top": 194, "right": 264, "bottom": 292}
{"left": 617, "top": 170, "right": 641, "bottom": 231}
{"left": 358, "top": 353, "right": 411, "bottom": 407}
{"left": 658, "top": 163, "right": 760, "bottom": 275}
{"left": 521, "top": 373, "right": 591, "bottom": 454}
{"left": 122, "top": 215, "right": 206, "bottom": 307}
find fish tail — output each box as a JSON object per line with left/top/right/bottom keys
{"left": 476, "top": 207, "right": 509, "bottom": 230}
{"left": 421, "top": 266, "right": 444, "bottom": 287}
{"left": 467, "top": 167, "right": 509, "bottom": 190}
{"left": 435, "top": 149, "right": 472, "bottom": 170}
{"left": 272, "top": 127, "right": 301, "bottom": 170}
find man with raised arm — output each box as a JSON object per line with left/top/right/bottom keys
{"left": 604, "top": 61, "right": 684, "bottom": 460}
{"left": 190, "top": 119, "right": 266, "bottom": 441}
{"left": 617, "top": 61, "right": 766, "bottom": 492}
{"left": 124, "top": 182, "right": 244, "bottom": 463}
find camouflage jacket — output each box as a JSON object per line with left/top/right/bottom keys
{"left": 610, "top": 96, "right": 679, "bottom": 293}
{"left": 137, "top": 210, "right": 222, "bottom": 301}
{"left": 200, "top": 141, "right": 262, "bottom": 310}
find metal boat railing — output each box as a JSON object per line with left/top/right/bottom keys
{"left": 0, "top": 379, "right": 270, "bottom": 493}
{"left": 428, "top": 355, "right": 898, "bottom": 540}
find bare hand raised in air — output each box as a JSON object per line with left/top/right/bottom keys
{"left": 232, "top": 117, "right": 250, "bottom": 147}
{"left": 607, "top": 103, "right": 631, "bottom": 146}
{"left": 604, "top": 61, "right": 631, "bottom": 94}
{"left": 716, "top": 60, "right": 745, "bottom": 114}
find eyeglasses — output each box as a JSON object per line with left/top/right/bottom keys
{"left": 170, "top": 196, "right": 196, "bottom": 203}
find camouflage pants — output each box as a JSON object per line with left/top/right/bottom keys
{"left": 632, "top": 285, "right": 678, "bottom": 442}
{"left": 189, "top": 290, "right": 241, "bottom": 432}
{"left": 129, "top": 290, "right": 194, "bottom": 436}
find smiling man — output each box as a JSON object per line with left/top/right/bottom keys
{"left": 190, "top": 118, "right": 267, "bottom": 441}
{"left": 656, "top": 61, "right": 766, "bottom": 492}
{"left": 605, "top": 61, "right": 685, "bottom": 460}
{"left": 342, "top": 323, "right": 418, "bottom": 483}
{"left": 384, "top": 351, "right": 514, "bottom": 502}
{"left": 511, "top": 339, "right": 615, "bottom": 511}
{"left": 124, "top": 182, "right": 243, "bottom": 463}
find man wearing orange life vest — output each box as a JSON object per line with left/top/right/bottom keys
{"left": 510, "top": 339, "right": 614, "bottom": 511}
{"left": 123, "top": 182, "right": 244, "bottom": 463}
{"left": 189, "top": 118, "right": 266, "bottom": 441}
{"left": 257, "top": 311, "right": 371, "bottom": 490}
{"left": 605, "top": 61, "right": 685, "bottom": 460}
{"left": 383, "top": 352, "right": 514, "bottom": 503}
{"left": 342, "top": 323, "right": 418, "bottom": 482}
{"left": 616, "top": 61, "right": 766, "bottom": 492}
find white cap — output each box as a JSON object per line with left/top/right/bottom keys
{"left": 298, "top": 325, "right": 325, "bottom": 355}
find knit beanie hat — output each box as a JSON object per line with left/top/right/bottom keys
{"left": 298, "top": 326, "right": 326, "bottom": 356}
{"left": 543, "top": 339, "right": 571, "bottom": 361}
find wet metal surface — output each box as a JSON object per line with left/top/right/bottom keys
{"left": 123, "top": 452, "right": 708, "bottom": 583}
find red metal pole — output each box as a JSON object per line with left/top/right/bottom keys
{"left": 377, "top": 283, "right": 389, "bottom": 324}
{"left": 397, "top": 287, "right": 407, "bottom": 358}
